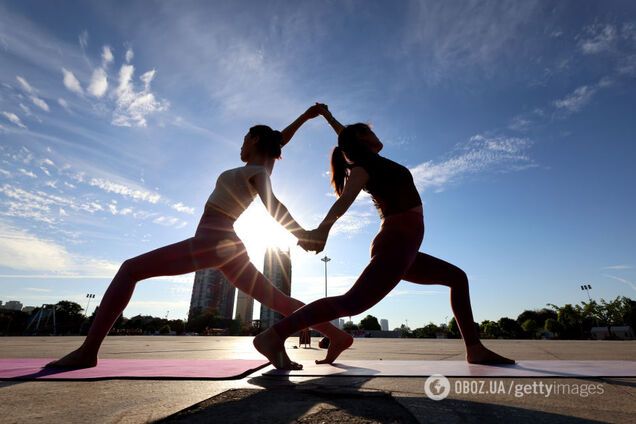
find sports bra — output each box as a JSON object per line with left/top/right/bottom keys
{"left": 205, "top": 165, "right": 268, "bottom": 220}
{"left": 352, "top": 154, "right": 422, "bottom": 219}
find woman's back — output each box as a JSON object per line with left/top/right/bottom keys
{"left": 205, "top": 165, "right": 267, "bottom": 219}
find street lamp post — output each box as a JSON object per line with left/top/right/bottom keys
{"left": 85, "top": 293, "right": 95, "bottom": 317}
{"left": 319, "top": 255, "right": 332, "bottom": 349}
{"left": 321, "top": 255, "right": 331, "bottom": 297}
{"left": 580, "top": 284, "right": 592, "bottom": 302}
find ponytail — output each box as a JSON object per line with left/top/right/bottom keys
{"left": 331, "top": 146, "right": 348, "bottom": 197}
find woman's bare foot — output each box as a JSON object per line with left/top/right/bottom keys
{"left": 44, "top": 347, "right": 97, "bottom": 369}
{"left": 315, "top": 331, "right": 354, "bottom": 365}
{"left": 466, "top": 343, "right": 515, "bottom": 365}
{"left": 253, "top": 329, "right": 302, "bottom": 370}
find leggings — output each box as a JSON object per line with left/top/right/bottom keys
{"left": 268, "top": 207, "right": 480, "bottom": 345}
{"left": 82, "top": 211, "right": 342, "bottom": 353}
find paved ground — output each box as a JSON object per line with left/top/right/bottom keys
{"left": 1, "top": 337, "right": 635, "bottom": 423}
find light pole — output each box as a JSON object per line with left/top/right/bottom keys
{"left": 85, "top": 293, "right": 95, "bottom": 317}
{"left": 580, "top": 284, "right": 592, "bottom": 302}
{"left": 319, "top": 255, "right": 332, "bottom": 349}
{"left": 321, "top": 255, "right": 331, "bottom": 297}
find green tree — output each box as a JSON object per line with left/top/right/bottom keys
{"left": 480, "top": 320, "right": 501, "bottom": 339}
{"left": 498, "top": 317, "right": 523, "bottom": 339}
{"left": 413, "top": 323, "right": 440, "bottom": 338}
{"left": 159, "top": 324, "right": 171, "bottom": 334}
{"left": 544, "top": 318, "right": 561, "bottom": 337}
{"left": 359, "top": 315, "right": 381, "bottom": 331}
{"left": 448, "top": 317, "right": 461, "bottom": 338}
{"left": 343, "top": 321, "right": 359, "bottom": 332}
{"left": 548, "top": 303, "right": 583, "bottom": 339}
{"left": 521, "top": 319, "right": 538, "bottom": 338}
{"left": 55, "top": 300, "right": 85, "bottom": 335}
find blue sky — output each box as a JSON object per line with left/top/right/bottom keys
{"left": 1, "top": 1, "right": 635, "bottom": 329}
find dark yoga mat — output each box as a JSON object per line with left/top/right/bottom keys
{"left": 0, "top": 358, "right": 269, "bottom": 381}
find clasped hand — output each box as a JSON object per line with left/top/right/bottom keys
{"left": 297, "top": 228, "right": 327, "bottom": 253}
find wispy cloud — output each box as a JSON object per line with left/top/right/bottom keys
{"left": 112, "top": 65, "right": 169, "bottom": 127}
{"left": 602, "top": 265, "right": 633, "bottom": 270}
{"left": 410, "top": 134, "right": 534, "bottom": 193}
{"left": 553, "top": 85, "right": 597, "bottom": 113}
{"left": 0, "top": 221, "right": 118, "bottom": 275}
{"left": 579, "top": 24, "right": 617, "bottom": 55}
{"left": 1, "top": 111, "right": 26, "bottom": 129}
{"left": 171, "top": 202, "right": 195, "bottom": 215}
{"left": 84, "top": 177, "right": 161, "bottom": 203}
{"left": 604, "top": 274, "right": 636, "bottom": 292}
{"left": 87, "top": 68, "right": 108, "bottom": 98}
{"left": 62, "top": 68, "right": 83, "bottom": 94}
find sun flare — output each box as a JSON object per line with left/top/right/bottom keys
{"left": 234, "top": 203, "right": 297, "bottom": 262}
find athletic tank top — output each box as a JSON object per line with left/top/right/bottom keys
{"left": 352, "top": 154, "right": 422, "bottom": 219}
{"left": 205, "top": 165, "right": 268, "bottom": 220}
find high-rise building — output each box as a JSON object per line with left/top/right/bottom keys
{"left": 234, "top": 290, "right": 254, "bottom": 323}
{"left": 259, "top": 247, "right": 291, "bottom": 328}
{"left": 380, "top": 319, "right": 389, "bottom": 331}
{"left": 188, "top": 268, "right": 236, "bottom": 320}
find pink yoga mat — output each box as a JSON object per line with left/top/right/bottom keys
{"left": 0, "top": 358, "right": 269, "bottom": 381}
{"left": 262, "top": 360, "right": 636, "bottom": 378}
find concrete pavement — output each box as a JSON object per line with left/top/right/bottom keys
{"left": 1, "top": 337, "right": 635, "bottom": 423}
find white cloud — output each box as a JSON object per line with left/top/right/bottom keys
{"left": 410, "top": 134, "right": 533, "bottom": 192}
{"left": 331, "top": 210, "right": 374, "bottom": 237}
{"left": 87, "top": 68, "right": 108, "bottom": 97}
{"left": 171, "top": 202, "right": 195, "bottom": 214}
{"left": 0, "top": 221, "right": 118, "bottom": 276}
{"left": 579, "top": 24, "right": 616, "bottom": 55}
{"left": 78, "top": 30, "right": 88, "bottom": 49}
{"left": 125, "top": 47, "right": 134, "bottom": 63}
{"left": 16, "top": 76, "right": 34, "bottom": 93}
{"left": 101, "top": 45, "right": 114, "bottom": 65}
{"left": 18, "top": 168, "right": 37, "bottom": 178}
{"left": 31, "top": 96, "right": 49, "bottom": 112}
{"left": 112, "top": 64, "right": 169, "bottom": 127}
{"left": 553, "top": 85, "right": 596, "bottom": 113}
{"left": 602, "top": 265, "right": 633, "bottom": 270}
{"left": 62, "top": 68, "right": 83, "bottom": 94}
{"left": 604, "top": 275, "right": 636, "bottom": 292}
{"left": 153, "top": 215, "right": 187, "bottom": 229}
{"left": 57, "top": 98, "right": 70, "bottom": 112}
{"left": 1, "top": 111, "right": 26, "bottom": 129}
{"left": 85, "top": 177, "right": 161, "bottom": 203}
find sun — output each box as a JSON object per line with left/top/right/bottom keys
{"left": 234, "top": 203, "right": 296, "bottom": 262}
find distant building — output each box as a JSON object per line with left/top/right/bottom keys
{"left": 260, "top": 248, "right": 291, "bottom": 328}
{"left": 331, "top": 319, "right": 341, "bottom": 329}
{"left": 3, "top": 301, "right": 23, "bottom": 311}
{"left": 339, "top": 319, "right": 345, "bottom": 329}
{"left": 380, "top": 319, "right": 389, "bottom": 332}
{"left": 188, "top": 268, "right": 236, "bottom": 320}
{"left": 234, "top": 290, "right": 254, "bottom": 323}
{"left": 0, "top": 301, "right": 3, "bottom": 308}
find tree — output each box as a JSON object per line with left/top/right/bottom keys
{"left": 548, "top": 303, "right": 583, "bottom": 339}
{"left": 448, "top": 317, "right": 461, "bottom": 338}
{"left": 159, "top": 324, "right": 171, "bottom": 334}
{"left": 343, "top": 321, "right": 359, "bottom": 332}
{"left": 480, "top": 320, "right": 501, "bottom": 339}
{"left": 521, "top": 319, "right": 538, "bottom": 338}
{"left": 359, "top": 315, "right": 381, "bottom": 331}
{"left": 498, "top": 317, "right": 523, "bottom": 339}
{"left": 55, "top": 300, "right": 85, "bottom": 335}
{"left": 413, "top": 323, "right": 440, "bottom": 338}
{"left": 544, "top": 318, "right": 561, "bottom": 337}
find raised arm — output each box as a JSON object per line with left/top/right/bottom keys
{"left": 280, "top": 105, "right": 322, "bottom": 147}
{"left": 251, "top": 170, "right": 304, "bottom": 237}
{"left": 316, "top": 103, "right": 345, "bottom": 136}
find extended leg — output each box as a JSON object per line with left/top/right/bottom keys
{"left": 403, "top": 252, "right": 514, "bottom": 364}
{"left": 219, "top": 251, "right": 353, "bottom": 365}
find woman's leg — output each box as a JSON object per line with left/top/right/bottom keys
{"left": 47, "top": 235, "right": 233, "bottom": 367}
{"left": 254, "top": 218, "right": 422, "bottom": 369}
{"left": 218, "top": 247, "right": 353, "bottom": 365}
{"left": 402, "top": 252, "right": 514, "bottom": 364}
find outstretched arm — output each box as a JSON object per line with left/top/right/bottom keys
{"left": 251, "top": 170, "right": 304, "bottom": 237}
{"left": 299, "top": 167, "right": 368, "bottom": 253}
{"left": 316, "top": 104, "right": 345, "bottom": 136}
{"left": 280, "top": 105, "right": 322, "bottom": 147}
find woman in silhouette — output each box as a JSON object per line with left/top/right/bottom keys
{"left": 47, "top": 105, "right": 352, "bottom": 369}
{"left": 255, "top": 104, "right": 514, "bottom": 369}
